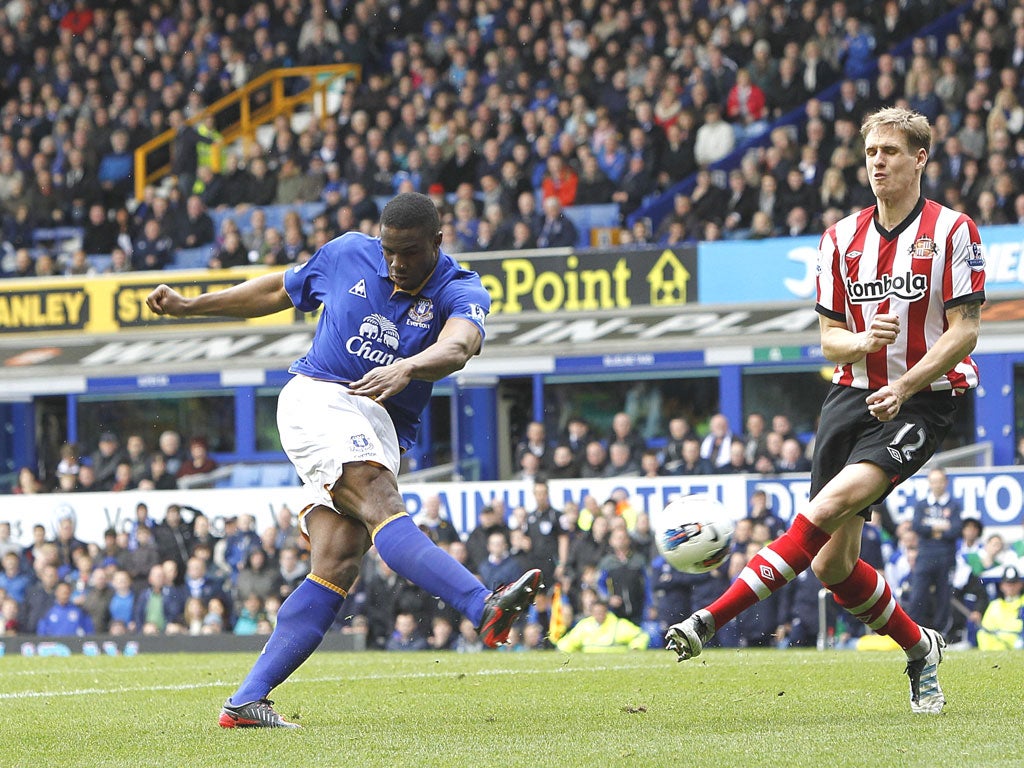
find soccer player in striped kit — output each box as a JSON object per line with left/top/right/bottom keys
{"left": 667, "top": 107, "right": 985, "bottom": 714}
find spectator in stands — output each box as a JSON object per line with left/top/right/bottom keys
{"left": 603, "top": 442, "right": 641, "bottom": 478}
{"left": 36, "top": 581, "right": 94, "bottom": 636}
{"left": 574, "top": 151, "right": 615, "bottom": 205}
{"left": 175, "top": 436, "right": 218, "bottom": 480}
{"left": 235, "top": 547, "right": 281, "bottom": 604}
{"left": 277, "top": 547, "right": 309, "bottom": 599}
{"left": 221, "top": 514, "right": 260, "bottom": 578}
{"left": 72, "top": 463, "right": 102, "bottom": 492}
{"left": 90, "top": 431, "right": 126, "bottom": 490}
{"left": 465, "top": 505, "right": 510, "bottom": 574}
{"left": 101, "top": 247, "right": 130, "bottom": 274}
{"left": 64, "top": 249, "right": 95, "bottom": 276}
{"left": 413, "top": 493, "right": 460, "bottom": 547}
{"left": 208, "top": 228, "right": 249, "bottom": 269}
{"left": 976, "top": 565, "right": 1024, "bottom": 650}
{"left": 81, "top": 566, "right": 113, "bottom": 633}
{"left": 97, "top": 129, "right": 134, "bottom": 207}
{"left": 476, "top": 531, "right": 522, "bottom": 592}
{"left": 579, "top": 440, "right": 609, "bottom": 479}
{"left": 134, "top": 562, "right": 186, "bottom": 635}
{"left": 534, "top": 196, "right": 578, "bottom": 249}
{"left": 597, "top": 527, "right": 649, "bottom": 626}
{"left": 2, "top": 203, "right": 33, "bottom": 251}
{"left": 173, "top": 195, "right": 215, "bottom": 250}
{"left": 135, "top": 452, "right": 175, "bottom": 491}
{"left": 156, "top": 430, "right": 186, "bottom": 476}
{"left": 182, "top": 554, "right": 227, "bottom": 608}
{"left": 386, "top": 611, "right": 428, "bottom": 651}
{"left": 514, "top": 421, "right": 551, "bottom": 474}
{"left": 131, "top": 217, "right": 174, "bottom": 271}
{"left": 540, "top": 154, "right": 578, "bottom": 208}
{"left": 21, "top": 564, "right": 60, "bottom": 635}
{"left": 154, "top": 504, "right": 194, "bottom": 575}
{"left": 9, "top": 249, "right": 35, "bottom": 278}
{"left": 11, "top": 465, "right": 44, "bottom": 494}
{"left": 0, "top": 551, "right": 30, "bottom": 606}
{"left": 694, "top": 103, "right": 735, "bottom": 168}
{"left": 716, "top": 442, "right": 754, "bottom": 475}
{"left": 775, "top": 438, "right": 812, "bottom": 473}
{"left": 556, "top": 596, "right": 650, "bottom": 653}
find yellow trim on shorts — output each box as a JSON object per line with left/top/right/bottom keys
{"left": 370, "top": 512, "right": 410, "bottom": 543}
{"left": 306, "top": 574, "right": 348, "bottom": 598}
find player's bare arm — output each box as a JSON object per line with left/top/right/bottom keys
{"left": 866, "top": 300, "right": 982, "bottom": 422}
{"left": 818, "top": 312, "right": 900, "bottom": 365}
{"left": 347, "top": 317, "right": 482, "bottom": 402}
{"left": 146, "top": 271, "right": 293, "bottom": 318}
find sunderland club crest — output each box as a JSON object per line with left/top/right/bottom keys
{"left": 909, "top": 235, "right": 937, "bottom": 260}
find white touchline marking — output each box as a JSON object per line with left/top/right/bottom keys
{"left": 0, "top": 661, "right": 658, "bottom": 700}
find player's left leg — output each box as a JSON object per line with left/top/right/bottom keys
{"left": 819, "top": 519, "right": 946, "bottom": 714}
{"left": 221, "top": 507, "right": 368, "bottom": 727}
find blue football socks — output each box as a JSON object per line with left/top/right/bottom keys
{"left": 373, "top": 514, "right": 490, "bottom": 625}
{"left": 229, "top": 577, "right": 344, "bottom": 705}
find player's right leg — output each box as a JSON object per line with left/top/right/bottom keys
{"left": 667, "top": 462, "right": 889, "bottom": 660}
{"left": 220, "top": 507, "right": 368, "bottom": 728}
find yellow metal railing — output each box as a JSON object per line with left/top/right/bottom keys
{"left": 134, "top": 64, "right": 361, "bottom": 201}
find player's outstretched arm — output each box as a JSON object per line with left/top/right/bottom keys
{"left": 146, "top": 272, "right": 293, "bottom": 319}
{"left": 818, "top": 312, "right": 899, "bottom": 365}
{"left": 347, "top": 317, "right": 482, "bottom": 402}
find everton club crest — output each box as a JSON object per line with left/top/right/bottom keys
{"left": 406, "top": 298, "right": 434, "bottom": 328}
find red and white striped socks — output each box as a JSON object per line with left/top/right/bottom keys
{"left": 827, "top": 558, "right": 923, "bottom": 652}
{"left": 706, "top": 513, "right": 831, "bottom": 629}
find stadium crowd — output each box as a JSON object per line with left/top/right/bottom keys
{"left": 3, "top": 0, "right": 1024, "bottom": 276}
{"left": 3, "top": 415, "right": 1023, "bottom": 653}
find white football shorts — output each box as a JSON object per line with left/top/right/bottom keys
{"left": 277, "top": 374, "right": 401, "bottom": 523}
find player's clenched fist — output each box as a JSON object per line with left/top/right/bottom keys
{"left": 862, "top": 312, "right": 899, "bottom": 353}
{"left": 146, "top": 284, "right": 188, "bottom": 316}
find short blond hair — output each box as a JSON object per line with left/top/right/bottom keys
{"left": 860, "top": 107, "right": 932, "bottom": 155}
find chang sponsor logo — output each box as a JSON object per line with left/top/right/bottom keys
{"left": 346, "top": 314, "right": 403, "bottom": 365}
{"left": 846, "top": 271, "right": 927, "bottom": 303}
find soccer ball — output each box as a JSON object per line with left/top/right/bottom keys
{"left": 651, "top": 495, "right": 735, "bottom": 574}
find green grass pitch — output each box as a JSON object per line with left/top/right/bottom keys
{"left": 1, "top": 648, "right": 1020, "bottom": 767}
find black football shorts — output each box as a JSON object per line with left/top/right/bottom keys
{"left": 810, "top": 384, "right": 960, "bottom": 519}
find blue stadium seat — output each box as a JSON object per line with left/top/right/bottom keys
{"left": 563, "top": 203, "right": 621, "bottom": 247}
{"left": 227, "top": 465, "right": 263, "bottom": 488}
{"left": 33, "top": 226, "right": 83, "bottom": 248}
{"left": 170, "top": 246, "right": 214, "bottom": 270}
{"left": 259, "top": 464, "right": 299, "bottom": 487}
{"left": 86, "top": 254, "right": 113, "bottom": 272}
{"left": 209, "top": 203, "right": 327, "bottom": 237}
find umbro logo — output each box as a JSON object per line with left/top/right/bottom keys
{"left": 759, "top": 565, "right": 776, "bottom": 582}
{"left": 349, "top": 279, "right": 367, "bottom": 298}
{"left": 887, "top": 446, "right": 904, "bottom": 464}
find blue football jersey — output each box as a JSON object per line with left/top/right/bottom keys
{"left": 283, "top": 232, "right": 490, "bottom": 450}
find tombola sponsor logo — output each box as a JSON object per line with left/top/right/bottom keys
{"left": 846, "top": 271, "right": 927, "bottom": 303}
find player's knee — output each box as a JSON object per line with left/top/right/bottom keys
{"left": 811, "top": 554, "right": 856, "bottom": 585}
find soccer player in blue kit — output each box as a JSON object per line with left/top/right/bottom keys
{"left": 147, "top": 193, "right": 542, "bottom": 728}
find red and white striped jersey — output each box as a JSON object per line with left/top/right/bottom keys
{"left": 816, "top": 197, "right": 986, "bottom": 393}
